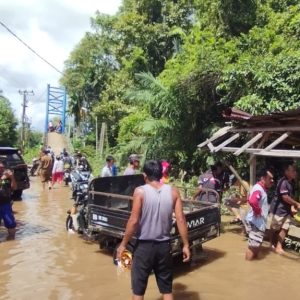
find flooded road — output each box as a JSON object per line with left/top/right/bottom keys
{"left": 0, "top": 177, "right": 299, "bottom": 300}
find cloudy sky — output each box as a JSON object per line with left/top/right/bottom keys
{"left": 0, "top": 0, "right": 122, "bottom": 131}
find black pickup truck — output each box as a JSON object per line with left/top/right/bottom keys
{"left": 0, "top": 147, "right": 30, "bottom": 199}
{"left": 87, "top": 175, "right": 220, "bottom": 262}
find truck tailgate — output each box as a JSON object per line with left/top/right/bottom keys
{"left": 89, "top": 204, "right": 131, "bottom": 238}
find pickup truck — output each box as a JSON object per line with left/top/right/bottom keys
{"left": 87, "top": 175, "right": 220, "bottom": 263}
{"left": 0, "top": 147, "right": 30, "bottom": 199}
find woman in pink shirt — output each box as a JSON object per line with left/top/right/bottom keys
{"left": 52, "top": 156, "right": 64, "bottom": 188}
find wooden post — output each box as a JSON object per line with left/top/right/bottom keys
{"left": 250, "top": 155, "right": 256, "bottom": 187}
{"left": 249, "top": 132, "right": 267, "bottom": 186}
{"left": 227, "top": 164, "right": 250, "bottom": 192}
{"left": 95, "top": 116, "right": 98, "bottom": 154}
{"left": 99, "top": 122, "right": 107, "bottom": 157}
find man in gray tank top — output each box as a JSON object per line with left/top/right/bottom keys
{"left": 117, "top": 160, "right": 190, "bottom": 300}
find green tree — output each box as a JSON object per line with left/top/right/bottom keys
{"left": 0, "top": 95, "right": 18, "bottom": 146}
{"left": 60, "top": 33, "right": 117, "bottom": 125}
{"left": 88, "top": 0, "right": 198, "bottom": 147}
{"left": 217, "top": 0, "right": 258, "bottom": 36}
{"left": 219, "top": 5, "right": 300, "bottom": 114}
{"left": 117, "top": 73, "right": 173, "bottom": 158}
{"left": 61, "top": 0, "right": 300, "bottom": 174}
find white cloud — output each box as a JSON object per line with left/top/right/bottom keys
{"left": 0, "top": 0, "right": 122, "bottom": 131}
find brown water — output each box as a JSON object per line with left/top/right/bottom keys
{"left": 0, "top": 177, "right": 299, "bottom": 300}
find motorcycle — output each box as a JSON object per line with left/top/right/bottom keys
{"left": 66, "top": 181, "right": 89, "bottom": 234}
{"left": 66, "top": 165, "right": 93, "bottom": 234}
{"left": 63, "top": 169, "right": 71, "bottom": 186}
{"left": 66, "top": 167, "right": 91, "bottom": 234}
{"left": 69, "top": 166, "right": 92, "bottom": 193}
{"left": 29, "top": 158, "right": 40, "bottom": 176}
{"left": 71, "top": 180, "right": 89, "bottom": 202}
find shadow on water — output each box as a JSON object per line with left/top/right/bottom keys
{"left": 222, "top": 219, "right": 245, "bottom": 235}
{"left": 255, "top": 244, "right": 273, "bottom": 260}
{"left": 89, "top": 242, "right": 227, "bottom": 273}
{"left": 156, "top": 283, "right": 201, "bottom": 300}
{"left": 224, "top": 226, "right": 244, "bottom": 235}
{"left": 0, "top": 219, "right": 51, "bottom": 241}
{"left": 273, "top": 249, "right": 300, "bottom": 261}
{"left": 172, "top": 246, "right": 226, "bottom": 278}
{"left": 94, "top": 248, "right": 115, "bottom": 259}
{"left": 224, "top": 222, "right": 300, "bottom": 260}
{"left": 256, "top": 243, "right": 300, "bottom": 261}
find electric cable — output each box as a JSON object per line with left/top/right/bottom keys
{"left": 0, "top": 20, "right": 63, "bottom": 75}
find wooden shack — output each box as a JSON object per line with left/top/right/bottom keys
{"left": 198, "top": 107, "right": 300, "bottom": 186}
{"left": 198, "top": 107, "right": 300, "bottom": 240}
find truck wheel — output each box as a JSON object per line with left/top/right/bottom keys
{"left": 113, "top": 243, "right": 134, "bottom": 267}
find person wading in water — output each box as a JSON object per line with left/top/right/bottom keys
{"left": 117, "top": 160, "right": 190, "bottom": 300}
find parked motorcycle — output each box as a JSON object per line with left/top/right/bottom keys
{"left": 66, "top": 197, "right": 88, "bottom": 234}
{"left": 66, "top": 167, "right": 91, "bottom": 234}
{"left": 70, "top": 166, "right": 92, "bottom": 193}
{"left": 63, "top": 169, "right": 71, "bottom": 186}
{"left": 71, "top": 180, "right": 89, "bottom": 203}
{"left": 29, "top": 158, "right": 40, "bottom": 176}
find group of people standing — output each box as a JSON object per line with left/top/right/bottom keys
{"left": 48, "top": 120, "right": 62, "bottom": 134}
{"left": 191, "top": 160, "right": 300, "bottom": 260}
{"left": 101, "top": 154, "right": 171, "bottom": 183}
{"left": 38, "top": 147, "right": 76, "bottom": 190}
{"left": 100, "top": 154, "right": 141, "bottom": 177}
{"left": 246, "top": 163, "right": 300, "bottom": 260}
{"left": 115, "top": 159, "right": 300, "bottom": 299}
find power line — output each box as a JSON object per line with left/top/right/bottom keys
{"left": 19, "top": 90, "right": 34, "bottom": 152}
{"left": 0, "top": 20, "right": 63, "bottom": 75}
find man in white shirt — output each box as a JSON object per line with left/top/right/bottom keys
{"left": 245, "top": 168, "right": 274, "bottom": 260}
{"left": 101, "top": 155, "right": 115, "bottom": 177}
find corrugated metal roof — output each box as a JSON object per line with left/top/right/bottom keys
{"left": 223, "top": 107, "right": 300, "bottom": 128}
{"left": 198, "top": 107, "right": 300, "bottom": 157}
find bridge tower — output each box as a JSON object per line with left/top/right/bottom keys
{"left": 45, "top": 84, "right": 67, "bottom": 134}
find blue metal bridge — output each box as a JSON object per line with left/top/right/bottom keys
{"left": 45, "top": 85, "right": 67, "bottom": 134}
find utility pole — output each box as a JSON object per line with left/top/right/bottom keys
{"left": 95, "top": 116, "right": 98, "bottom": 154}
{"left": 99, "top": 122, "right": 107, "bottom": 157}
{"left": 19, "top": 89, "right": 34, "bottom": 153}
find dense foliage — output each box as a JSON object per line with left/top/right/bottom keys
{"left": 0, "top": 95, "right": 18, "bottom": 146}
{"left": 61, "top": 0, "right": 300, "bottom": 174}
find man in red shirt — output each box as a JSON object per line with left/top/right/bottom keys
{"left": 245, "top": 168, "right": 274, "bottom": 260}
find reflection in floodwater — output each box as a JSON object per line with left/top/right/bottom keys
{"left": 0, "top": 177, "right": 299, "bottom": 300}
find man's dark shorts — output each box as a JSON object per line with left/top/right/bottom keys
{"left": 131, "top": 240, "right": 173, "bottom": 296}
{"left": 0, "top": 203, "right": 16, "bottom": 228}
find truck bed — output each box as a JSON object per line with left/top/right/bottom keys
{"left": 88, "top": 175, "right": 220, "bottom": 251}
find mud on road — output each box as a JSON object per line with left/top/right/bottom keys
{"left": 0, "top": 177, "right": 299, "bottom": 300}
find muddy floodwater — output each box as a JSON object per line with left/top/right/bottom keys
{"left": 0, "top": 177, "right": 299, "bottom": 300}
